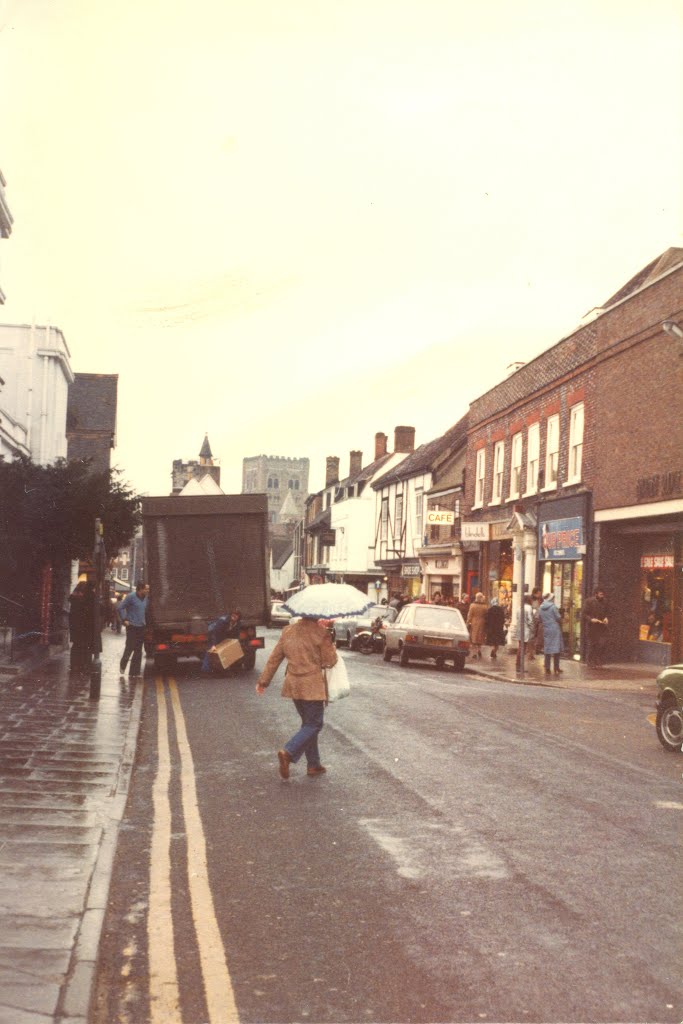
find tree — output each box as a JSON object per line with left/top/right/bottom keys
{"left": 0, "top": 455, "right": 141, "bottom": 619}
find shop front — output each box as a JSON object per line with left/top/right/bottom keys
{"left": 418, "top": 549, "right": 461, "bottom": 602}
{"left": 595, "top": 505, "right": 682, "bottom": 666}
{"left": 538, "top": 509, "right": 587, "bottom": 660}
{"left": 486, "top": 521, "right": 514, "bottom": 614}
{"left": 401, "top": 560, "right": 423, "bottom": 599}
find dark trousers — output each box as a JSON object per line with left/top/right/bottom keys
{"left": 120, "top": 625, "right": 145, "bottom": 675}
{"left": 544, "top": 652, "right": 561, "bottom": 673}
{"left": 588, "top": 628, "right": 608, "bottom": 666}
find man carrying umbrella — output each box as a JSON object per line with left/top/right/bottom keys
{"left": 255, "top": 583, "right": 371, "bottom": 780}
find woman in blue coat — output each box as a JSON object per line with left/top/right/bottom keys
{"left": 538, "top": 593, "right": 563, "bottom": 675}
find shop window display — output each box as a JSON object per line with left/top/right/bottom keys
{"left": 640, "top": 552, "right": 673, "bottom": 644}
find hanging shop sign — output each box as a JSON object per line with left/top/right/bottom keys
{"left": 320, "top": 529, "right": 336, "bottom": 547}
{"left": 427, "top": 510, "right": 455, "bottom": 525}
{"left": 461, "top": 522, "right": 490, "bottom": 542}
{"left": 402, "top": 564, "right": 422, "bottom": 578}
{"left": 539, "top": 517, "right": 585, "bottom": 561}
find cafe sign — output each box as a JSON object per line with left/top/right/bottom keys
{"left": 461, "top": 521, "right": 490, "bottom": 542}
{"left": 427, "top": 510, "right": 455, "bottom": 525}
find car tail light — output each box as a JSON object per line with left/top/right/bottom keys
{"left": 457, "top": 640, "right": 470, "bottom": 650}
{"left": 156, "top": 643, "right": 169, "bottom": 651}
{"left": 406, "top": 633, "right": 419, "bottom": 643}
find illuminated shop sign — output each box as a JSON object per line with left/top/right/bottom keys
{"left": 640, "top": 554, "right": 674, "bottom": 569}
{"left": 539, "top": 516, "right": 585, "bottom": 561}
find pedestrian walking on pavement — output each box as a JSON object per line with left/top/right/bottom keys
{"left": 467, "top": 592, "right": 488, "bottom": 659}
{"left": 583, "top": 588, "right": 610, "bottom": 667}
{"left": 539, "top": 593, "right": 563, "bottom": 675}
{"left": 484, "top": 598, "right": 506, "bottom": 660}
{"left": 117, "top": 581, "right": 149, "bottom": 676}
{"left": 255, "top": 617, "right": 338, "bottom": 779}
{"left": 68, "top": 577, "right": 96, "bottom": 672}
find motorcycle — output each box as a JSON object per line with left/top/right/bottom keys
{"left": 354, "top": 616, "right": 386, "bottom": 655}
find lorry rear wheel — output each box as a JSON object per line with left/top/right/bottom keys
{"left": 240, "top": 650, "right": 256, "bottom": 671}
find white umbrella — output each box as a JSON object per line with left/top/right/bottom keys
{"left": 282, "top": 583, "right": 375, "bottom": 620}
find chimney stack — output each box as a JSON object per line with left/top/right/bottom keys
{"left": 394, "top": 425, "right": 416, "bottom": 454}
{"left": 325, "top": 456, "right": 340, "bottom": 486}
{"left": 374, "top": 432, "right": 388, "bottom": 460}
{"left": 349, "top": 450, "right": 363, "bottom": 477}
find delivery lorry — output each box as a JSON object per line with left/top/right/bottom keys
{"left": 142, "top": 493, "right": 270, "bottom": 672}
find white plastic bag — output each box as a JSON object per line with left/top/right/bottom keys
{"left": 325, "top": 657, "right": 351, "bottom": 702}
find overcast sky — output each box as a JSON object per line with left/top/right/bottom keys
{"left": 0, "top": 0, "right": 681, "bottom": 497}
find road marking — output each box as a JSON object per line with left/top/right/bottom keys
{"left": 169, "top": 678, "right": 240, "bottom": 1024}
{"left": 654, "top": 801, "right": 683, "bottom": 810}
{"left": 647, "top": 713, "right": 656, "bottom": 725}
{"left": 149, "top": 677, "right": 182, "bottom": 1024}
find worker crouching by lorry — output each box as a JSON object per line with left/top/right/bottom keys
{"left": 202, "top": 608, "right": 242, "bottom": 673}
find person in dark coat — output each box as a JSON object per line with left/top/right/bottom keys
{"left": 68, "top": 579, "right": 95, "bottom": 671}
{"left": 485, "top": 598, "right": 506, "bottom": 660}
{"left": 539, "top": 593, "right": 563, "bottom": 675}
{"left": 583, "top": 588, "right": 609, "bottom": 667}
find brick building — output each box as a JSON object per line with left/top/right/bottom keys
{"left": 463, "top": 248, "right": 682, "bottom": 666}
{"left": 66, "top": 373, "right": 118, "bottom": 473}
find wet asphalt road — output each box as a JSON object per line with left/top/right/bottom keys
{"left": 93, "top": 629, "right": 681, "bottom": 1024}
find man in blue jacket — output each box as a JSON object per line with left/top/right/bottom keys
{"left": 117, "top": 582, "right": 149, "bottom": 676}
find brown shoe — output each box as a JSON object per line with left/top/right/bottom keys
{"left": 307, "top": 764, "right": 327, "bottom": 776}
{"left": 277, "top": 749, "right": 292, "bottom": 780}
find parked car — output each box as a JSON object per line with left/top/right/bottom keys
{"left": 270, "top": 601, "right": 292, "bottom": 628}
{"left": 332, "top": 603, "right": 386, "bottom": 646}
{"left": 655, "top": 662, "right": 683, "bottom": 752}
{"left": 349, "top": 605, "right": 398, "bottom": 651}
{"left": 383, "top": 602, "right": 471, "bottom": 671}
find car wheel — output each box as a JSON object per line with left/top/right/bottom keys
{"left": 383, "top": 646, "right": 392, "bottom": 662}
{"left": 399, "top": 645, "right": 409, "bottom": 667}
{"left": 435, "top": 656, "right": 445, "bottom": 670}
{"left": 453, "top": 655, "right": 466, "bottom": 673}
{"left": 656, "top": 698, "right": 683, "bottom": 752}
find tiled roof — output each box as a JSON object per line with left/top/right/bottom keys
{"left": 372, "top": 413, "right": 469, "bottom": 489}
{"left": 336, "top": 451, "right": 395, "bottom": 489}
{"left": 601, "top": 247, "right": 683, "bottom": 308}
{"left": 271, "top": 538, "right": 293, "bottom": 569}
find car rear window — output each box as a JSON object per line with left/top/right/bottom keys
{"left": 413, "top": 607, "right": 464, "bottom": 630}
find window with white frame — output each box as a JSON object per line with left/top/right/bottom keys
{"left": 525, "top": 422, "right": 540, "bottom": 494}
{"left": 544, "top": 414, "right": 560, "bottom": 488}
{"left": 474, "top": 448, "right": 486, "bottom": 507}
{"left": 380, "top": 496, "right": 389, "bottom": 541}
{"left": 395, "top": 493, "right": 404, "bottom": 545}
{"left": 567, "top": 402, "right": 584, "bottom": 483}
{"left": 509, "top": 432, "right": 523, "bottom": 499}
{"left": 490, "top": 441, "right": 505, "bottom": 504}
{"left": 415, "top": 488, "right": 423, "bottom": 545}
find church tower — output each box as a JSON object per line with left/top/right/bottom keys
{"left": 171, "top": 434, "right": 221, "bottom": 494}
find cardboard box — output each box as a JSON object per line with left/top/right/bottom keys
{"left": 208, "top": 638, "right": 244, "bottom": 671}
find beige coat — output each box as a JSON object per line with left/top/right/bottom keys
{"left": 257, "top": 619, "right": 338, "bottom": 700}
{"left": 467, "top": 601, "right": 488, "bottom": 645}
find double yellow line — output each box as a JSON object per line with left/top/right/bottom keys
{"left": 149, "top": 676, "right": 239, "bottom": 1024}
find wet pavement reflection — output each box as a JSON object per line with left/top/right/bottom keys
{"left": 0, "top": 630, "right": 140, "bottom": 1024}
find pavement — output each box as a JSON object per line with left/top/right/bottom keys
{"left": 0, "top": 631, "right": 662, "bottom": 1024}
{"left": 0, "top": 630, "right": 142, "bottom": 1024}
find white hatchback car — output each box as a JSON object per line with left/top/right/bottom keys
{"left": 383, "top": 602, "right": 471, "bottom": 671}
